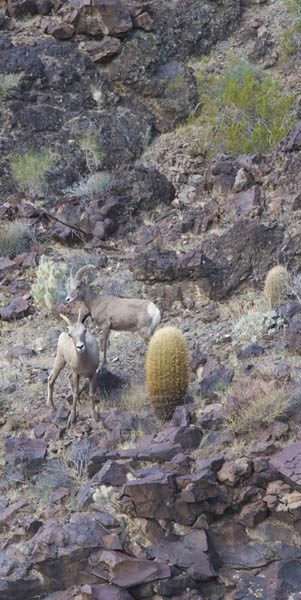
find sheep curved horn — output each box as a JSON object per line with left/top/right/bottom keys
{"left": 77, "top": 308, "right": 82, "bottom": 324}
{"left": 74, "top": 264, "right": 97, "bottom": 280}
{"left": 60, "top": 314, "right": 72, "bottom": 327}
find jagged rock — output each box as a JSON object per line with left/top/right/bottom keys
{"left": 1, "top": 298, "right": 29, "bottom": 320}
{"left": 217, "top": 458, "right": 253, "bottom": 486}
{"left": 237, "top": 343, "right": 265, "bottom": 359}
{"left": 7, "top": 0, "right": 36, "bottom": 17}
{"left": 238, "top": 500, "right": 268, "bottom": 527}
{"left": 236, "top": 184, "right": 263, "bottom": 217}
{"left": 28, "top": 514, "right": 122, "bottom": 587}
{"left": 47, "top": 21, "right": 74, "bottom": 39}
{"left": 210, "top": 521, "right": 269, "bottom": 568}
{"left": 201, "top": 367, "right": 234, "bottom": 399}
{"left": 269, "top": 443, "right": 301, "bottom": 491}
{"left": 0, "top": 552, "right": 43, "bottom": 600}
{"left": 70, "top": 0, "right": 133, "bottom": 36}
{"left": 155, "top": 426, "right": 202, "bottom": 450}
{"left": 287, "top": 313, "right": 301, "bottom": 354}
{"left": 149, "top": 530, "right": 217, "bottom": 581}
{"left": 81, "top": 583, "right": 135, "bottom": 599}
{"left": 0, "top": 500, "right": 28, "bottom": 531}
{"left": 83, "top": 37, "right": 121, "bottom": 62}
{"left": 121, "top": 471, "right": 177, "bottom": 518}
{"left": 90, "top": 549, "right": 170, "bottom": 586}
{"left": 137, "top": 441, "right": 184, "bottom": 462}
{"left": 0, "top": 257, "right": 15, "bottom": 270}
{"left": 204, "top": 155, "right": 238, "bottom": 195}
{"left": 277, "top": 123, "right": 301, "bottom": 152}
{"left": 5, "top": 437, "right": 47, "bottom": 479}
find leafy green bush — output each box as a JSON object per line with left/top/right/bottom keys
{"left": 0, "top": 219, "right": 33, "bottom": 256}
{"left": 0, "top": 73, "right": 23, "bottom": 98}
{"left": 11, "top": 150, "right": 54, "bottom": 198}
{"left": 31, "top": 255, "right": 66, "bottom": 310}
{"left": 189, "top": 59, "right": 295, "bottom": 156}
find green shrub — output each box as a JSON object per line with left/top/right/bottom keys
{"left": 0, "top": 219, "right": 32, "bottom": 256}
{"left": 0, "top": 73, "right": 23, "bottom": 98}
{"left": 31, "top": 255, "right": 66, "bottom": 310}
{"left": 79, "top": 131, "right": 102, "bottom": 173}
{"left": 280, "top": 26, "right": 300, "bottom": 60}
{"left": 11, "top": 150, "right": 54, "bottom": 198}
{"left": 189, "top": 59, "right": 295, "bottom": 156}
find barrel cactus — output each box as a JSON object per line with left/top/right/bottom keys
{"left": 263, "top": 265, "right": 288, "bottom": 310}
{"left": 146, "top": 326, "right": 190, "bottom": 421}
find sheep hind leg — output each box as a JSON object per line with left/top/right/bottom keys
{"left": 67, "top": 373, "right": 80, "bottom": 427}
{"left": 89, "top": 372, "right": 99, "bottom": 422}
{"left": 100, "top": 323, "right": 111, "bottom": 367}
{"left": 47, "top": 355, "right": 65, "bottom": 410}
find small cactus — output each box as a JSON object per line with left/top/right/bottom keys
{"left": 31, "top": 255, "right": 66, "bottom": 309}
{"left": 263, "top": 265, "right": 288, "bottom": 310}
{"left": 146, "top": 326, "right": 190, "bottom": 421}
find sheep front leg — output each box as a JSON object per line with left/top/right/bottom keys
{"left": 47, "top": 354, "right": 65, "bottom": 410}
{"left": 100, "top": 322, "right": 111, "bottom": 367}
{"left": 89, "top": 372, "right": 98, "bottom": 422}
{"left": 68, "top": 372, "right": 80, "bottom": 427}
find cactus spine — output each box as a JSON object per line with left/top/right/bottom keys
{"left": 263, "top": 265, "right": 288, "bottom": 310}
{"left": 146, "top": 326, "right": 190, "bottom": 421}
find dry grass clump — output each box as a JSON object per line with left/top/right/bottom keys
{"left": 119, "top": 382, "right": 148, "bottom": 414}
{"left": 0, "top": 219, "right": 32, "bottom": 256}
{"left": 223, "top": 378, "right": 290, "bottom": 434}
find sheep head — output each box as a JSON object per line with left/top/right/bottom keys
{"left": 66, "top": 264, "right": 96, "bottom": 303}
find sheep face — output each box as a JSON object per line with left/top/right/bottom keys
{"left": 68, "top": 323, "right": 88, "bottom": 353}
{"left": 66, "top": 279, "right": 85, "bottom": 304}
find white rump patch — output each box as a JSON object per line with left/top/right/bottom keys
{"left": 147, "top": 302, "right": 161, "bottom": 332}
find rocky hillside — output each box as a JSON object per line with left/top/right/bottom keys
{"left": 2, "top": 0, "right": 301, "bottom": 598}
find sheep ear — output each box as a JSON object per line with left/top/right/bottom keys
{"left": 60, "top": 314, "right": 72, "bottom": 328}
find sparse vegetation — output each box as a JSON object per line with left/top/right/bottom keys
{"left": 10, "top": 150, "right": 54, "bottom": 198}
{"left": 34, "top": 460, "right": 72, "bottom": 504}
{"left": 79, "top": 131, "right": 102, "bottom": 173}
{"left": 188, "top": 59, "right": 295, "bottom": 156}
{"left": 31, "top": 255, "right": 66, "bottom": 310}
{"left": 280, "top": 0, "right": 301, "bottom": 60}
{"left": 0, "top": 219, "right": 33, "bottom": 257}
{"left": 64, "top": 171, "right": 112, "bottom": 199}
{"left": 0, "top": 73, "right": 23, "bottom": 98}
{"left": 223, "top": 379, "right": 290, "bottom": 434}
{"left": 232, "top": 308, "right": 286, "bottom": 346}
{"left": 67, "top": 438, "right": 91, "bottom": 480}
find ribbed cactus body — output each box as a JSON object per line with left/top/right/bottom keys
{"left": 264, "top": 265, "right": 288, "bottom": 310}
{"left": 146, "top": 326, "right": 190, "bottom": 421}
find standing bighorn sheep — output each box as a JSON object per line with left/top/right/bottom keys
{"left": 65, "top": 265, "right": 161, "bottom": 367}
{"left": 47, "top": 310, "right": 99, "bottom": 426}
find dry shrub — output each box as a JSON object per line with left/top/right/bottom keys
{"left": 223, "top": 378, "right": 290, "bottom": 434}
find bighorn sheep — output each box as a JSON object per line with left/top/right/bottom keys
{"left": 65, "top": 265, "right": 161, "bottom": 367}
{"left": 47, "top": 310, "right": 99, "bottom": 426}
